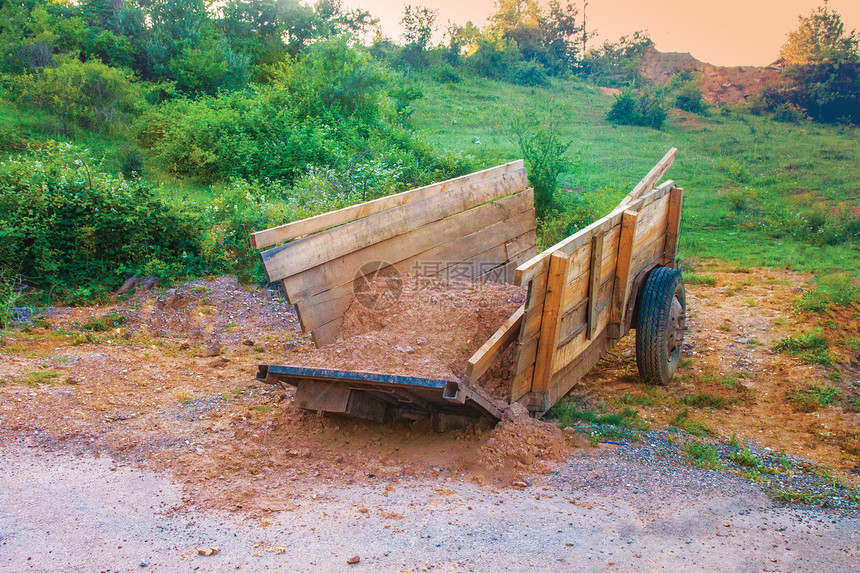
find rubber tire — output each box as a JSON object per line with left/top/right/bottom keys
{"left": 635, "top": 267, "right": 686, "bottom": 386}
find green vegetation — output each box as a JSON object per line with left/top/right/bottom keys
{"left": 684, "top": 441, "right": 723, "bottom": 470}
{"left": 79, "top": 312, "right": 128, "bottom": 332}
{"left": 684, "top": 273, "right": 717, "bottom": 286}
{"left": 545, "top": 400, "right": 649, "bottom": 444}
{"left": 730, "top": 448, "right": 760, "bottom": 468}
{"left": 0, "top": 0, "right": 856, "bottom": 305}
{"left": 785, "top": 383, "right": 841, "bottom": 412}
{"left": 775, "top": 329, "right": 836, "bottom": 366}
{"left": 669, "top": 408, "right": 711, "bottom": 436}
{"left": 24, "top": 370, "right": 59, "bottom": 386}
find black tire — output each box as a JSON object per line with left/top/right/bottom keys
{"left": 635, "top": 267, "right": 686, "bottom": 385}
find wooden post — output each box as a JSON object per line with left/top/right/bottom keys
{"left": 532, "top": 250, "right": 571, "bottom": 393}
{"left": 663, "top": 187, "right": 684, "bottom": 267}
{"left": 585, "top": 232, "right": 605, "bottom": 340}
{"left": 607, "top": 211, "right": 639, "bottom": 340}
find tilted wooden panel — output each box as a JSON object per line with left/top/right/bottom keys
{"left": 261, "top": 168, "right": 528, "bottom": 283}
{"left": 250, "top": 160, "right": 524, "bottom": 249}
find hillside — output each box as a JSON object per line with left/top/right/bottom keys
{"left": 639, "top": 47, "right": 785, "bottom": 105}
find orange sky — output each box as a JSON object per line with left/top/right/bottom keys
{"left": 340, "top": 0, "right": 860, "bottom": 66}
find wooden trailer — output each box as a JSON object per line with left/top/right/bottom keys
{"left": 252, "top": 149, "right": 685, "bottom": 424}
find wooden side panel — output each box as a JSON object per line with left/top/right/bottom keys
{"left": 510, "top": 253, "right": 550, "bottom": 402}
{"left": 663, "top": 187, "right": 683, "bottom": 266}
{"left": 465, "top": 306, "right": 525, "bottom": 384}
{"left": 250, "top": 161, "right": 524, "bottom": 249}
{"left": 283, "top": 190, "right": 534, "bottom": 303}
{"left": 262, "top": 169, "right": 529, "bottom": 283}
{"left": 586, "top": 232, "right": 605, "bottom": 340}
{"left": 531, "top": 252, "right": 570, "bottom": 394}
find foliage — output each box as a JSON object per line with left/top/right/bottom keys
{"left": 583, "top": 31, "right": 653, "bottom": 86}
{"left": 785, "top": 383, "right": 841, "bottom": 413}
{"left": 729, "top": 448, "right": 760, "bottom": 468}
{"left": 684, "top": 441, "right": 723, "bottom": 470}
{"left": 774, "top": 4, "right": 860, "bottom": 123}
{"left": 0, "top": 141, "right": 203, "bottom": 298}
{"left": 507, "top": 105, "right": 572, "bottom": 218}
{"left": 775, "top": 329, "right": 835, "bottom": 366}
{"left": 796, "top": 273, "right": 860, "bottom": 313}
{"left": 13, "top": 57, "right": 144, "bottom": 132}
{"left": 606, "top": 89, "right": 667, "bottom": 129}
{"left": 670, "top": 71, "right": 708, "bottom": 115}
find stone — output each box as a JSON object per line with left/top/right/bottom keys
{"left": 347, "top": 556, "right": 360, "bottom": 565}
{"left": 503, "top": 402, "right": 530, "bottom": 422}
{"left": 115, "top": 276, "right": 139, "bottom": 296}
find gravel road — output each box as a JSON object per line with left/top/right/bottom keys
{"left": 1, "top": 443, "right": 857, "bottom": 572}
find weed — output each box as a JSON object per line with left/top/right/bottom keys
{"left": 848, "top": 398, "right": 860, "bottom": 413}
{"left": 678, "top": 357, "right": 694, "bottom": 369}
{"left": 174, "top": 389, "right": 193, "bottom": 404}
{"left": 730, "top": 448, "right": 760, "bottom": 468}
{"left": 670, "top": 408, "right": 711, "bottom": 436}
{"left": 71, "top": 333, "right": 100, "bottom": 345}
{"left": 728, "top": 432, "right": 740, "bottom": 448}
{"left": 79, "top": 313, "right": 127, "bottom": 332}
{"left": 684, "top": 441, "right": 723, "bottom": 470}
{"left": 786, "top": 383, "right": 841, "bottom": 412}
{"left": 718, "top": 322, "right": 733, "bottom": 332}
{"left": 24, "top": 370, "right": 60, "bottom": 386}
{"left": 836, "top": 336, "right": 860, "bottom": 351}
{"left": 773, "top": 488, "right": 823, "bottom": 504}
{"left": 684, "top": 273, "right": 717, "bottom": 286}
{"left": 775, "top": 329, "right": 835, "bottom": 366}
{"left": 796, "top": 273, "right": 860, "bottom": 314}
{"left": 680, "top": 392, "right": 733, "bottom": 409}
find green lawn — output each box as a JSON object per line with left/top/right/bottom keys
{"left": 409, "top": 75, "right": 859, "bottom": 276}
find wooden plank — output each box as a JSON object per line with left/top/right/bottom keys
{"left": 283, "top": 190, "right": 534, "bottom": 304}
{"left": 608, "top": 210, "right": 639, "bottom": 339}
{"left": 465, "top": 306, "right": 525, "bottom": 383}
{"left": 510, "top": 363, "right": 535, "bottom": 403}
{"left": 531, "top": 251, "right": 570, "bottom": 394}
{"left": 586, "top": 232, "right": 605, "bottom": 340}
{"left": 250, "top": 161, "right": 524, "bottom": 249}
{"left": 261, "top": 169, "right": 529, "bottom": 283}
{"left": 618, "top": 148, "right": 677, "bottom": 208}
{"left": 663, "top": 186, "right": 683, "bottom": 266}
{"left": 545, "top": 329, "right": 609, "bottom": 408}
{"left": 556, "top": 277, "right": 614, "bottom": 349}
{"left": 299, "top": 212, "right": 536, "bottom": 344}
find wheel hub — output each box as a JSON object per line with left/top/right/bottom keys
{"left": 667, "top": 296, "right": 686, "bottom": 355}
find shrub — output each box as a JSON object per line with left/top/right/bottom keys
{"left": 775, "top": 329, "right": 836, "bottom": 366}
{"left": 13, "top": 57, "right": 144, "bottom": 132}
{"left": 772, "top": 103, "right": 806, "bottom": 123}
{"left": 512, "top": 60, "right": 549, "bottom": 87}
{"left": 433, "top": 63, "right": 461, "bottom": 84}
{"left": 0, "top": 141, "right": 203, "bottom": 299}
{"left": 684, "top": 441, "right": 723, "bottom": 469}
{"left": 606, "top": 89, "right": 667, "bottom": 129}
{"left": 786, "top": 383, "right": 841, "bottom": 412}
{"left": 508, "top": 106, "right": 573, "bottom": 219}
{"left": 796, "top": 273, "right": 860, "bottom": 313}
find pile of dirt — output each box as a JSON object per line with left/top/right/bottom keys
{"left": 286, "top": 276, "right": 527, "bottom": 398}
{"left": 638, "top": 47, "right": 784, "bottom": 106}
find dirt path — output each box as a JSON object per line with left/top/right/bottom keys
{"left": 2, "top": 443, "right": 857, "bottom": 572}
{"left": 1, "top": 268, "right": 858, "bottom": 570}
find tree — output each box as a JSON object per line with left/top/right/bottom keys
{"left": 401, "top": 4, "right": 436, "bottom": 49}
{"left": 776, "top": 2, "right": 860, "bottom": 123}
{"left": 779, "top": 2, "right": 858, "bottom": 66}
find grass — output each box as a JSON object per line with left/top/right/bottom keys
{"left": 546, "top": 401, "right": 650, "bottom": 444}
{"left": 684, "top": 441, "right": 723, "bottom": 470}
{"left": 729, "top": 448, "right": 760, "bottom": 468}
{"left": 785, "top": 383, "right": 841, "bottom": 412}
{"left": 773, "top": 488, "right": 824, "bottom": 504}
{"left": 78, "top": 312, "right": 128, "bottom": 332}
{"left": 411, "top": 74, "right": 860, "bottom": 277}
{"left": 24, "top": 370, "right": 60, "bottom": 386}
{"left": 684, "top": 273, "right": 718, "bottom": 286}
{"left": 680, "top": 392, "right": 734, "bottom": 409}
{"left": 775, "top": 329, "right": 836, "bottom": 366}
{"left": 796, "top": 273, "right": 860, "bottom": 314}
{"left": 669, "top": 408, "right": 711, "bottom": 436}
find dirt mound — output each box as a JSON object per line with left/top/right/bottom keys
{"left": 286, "top": 276, "right": 526, "bottom": 397}
{"left": 639, "top": 47, "right": 784, "bottom": 105}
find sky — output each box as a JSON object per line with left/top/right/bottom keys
{"left": 339, "top": 0, "right": 860, "bottom": 66}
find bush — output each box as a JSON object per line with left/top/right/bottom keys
{"left": 0, "top": 141, "right": 203, "bottom": 298}
{"left": 674, "top": 83, "right": 708, "bottom": 114}
{"left": 606, "top": 90, "right": 667, "bottom": 129}
{"left": 433, "top": 63, "right": 461, "bottom": 84}
{"left": 13, "top": 57, "right": 144, "bottom": 132}
{"left": 511, "top": 60, "right": 549, "bottom": 87}
{"left": 508, "top": 106, "right": 573, "bottom": 219}
{"left": 772, "top": 103, "right": 806, "bottom": 123}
